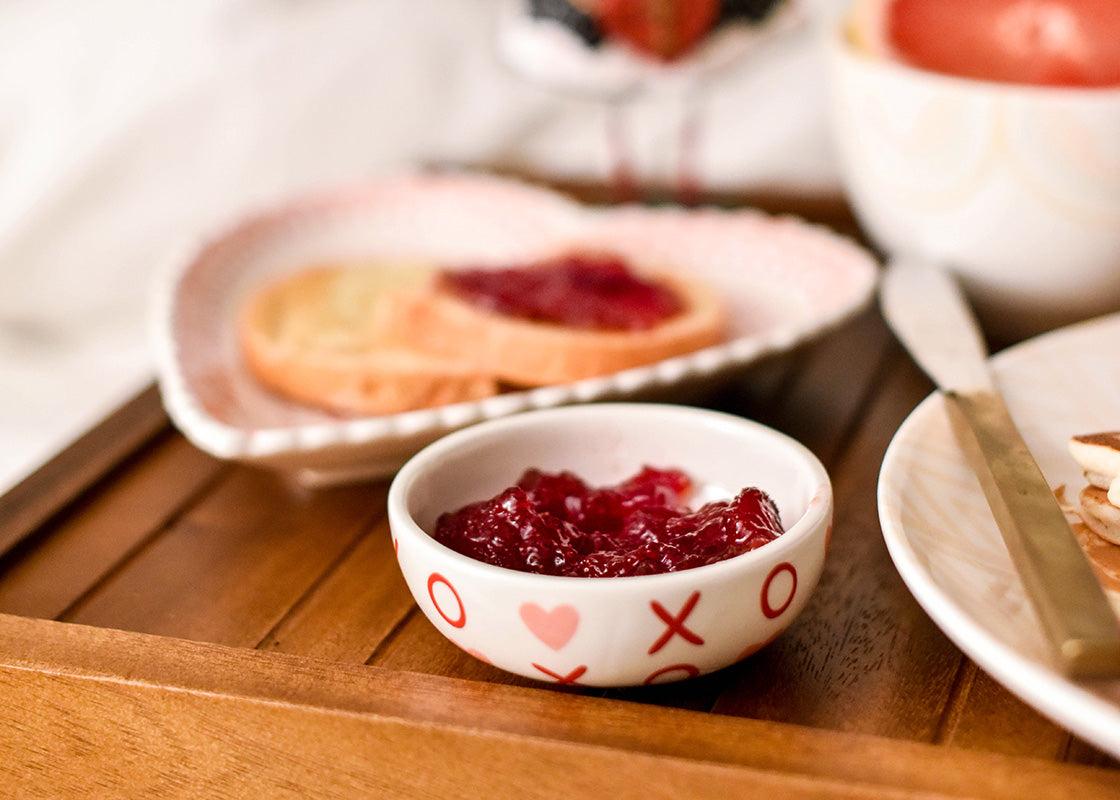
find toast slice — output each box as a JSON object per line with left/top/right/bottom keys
{"left": 240, "top": 254, "right": 727, "bottom": 414}
{"left": 239, "top": 263, "right": 498, "bottom": 415}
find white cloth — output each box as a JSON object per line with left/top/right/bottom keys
{"left": 0, "top": 0, "right": 849, "bottom": 491}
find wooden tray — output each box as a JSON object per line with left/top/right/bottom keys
{"left": 1, "top": 195, "right": 1118, "bottom": 797}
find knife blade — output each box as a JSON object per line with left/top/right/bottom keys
{"left": 880, "top": 256, "right": 1120, "bottom": 678}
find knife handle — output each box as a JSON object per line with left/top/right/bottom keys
{"left": 946, "top": 390, "right": 1120, "bottom": 678}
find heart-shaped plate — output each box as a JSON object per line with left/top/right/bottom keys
{"left": 152, "top": 171, "right": 878, "bottom": 485}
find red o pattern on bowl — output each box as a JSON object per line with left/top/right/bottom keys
{"left": 427, "top": 572, "right": 466, "bottom": 628}
{"left": 761, "top": 562, "right": 797, "bottom": 619}
{"left": 644, "top": 663, "right": 702, "bottom": 685}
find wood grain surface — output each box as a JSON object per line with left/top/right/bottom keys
{"left": 0, "top": 188, "right": 1117, "bottom": 796}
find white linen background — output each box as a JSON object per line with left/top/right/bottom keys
{"left": 0, "top": 0, "right": 849, "bottom": 492}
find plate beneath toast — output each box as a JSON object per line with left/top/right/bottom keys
{"left": 152, "top": 172, "right": 877, "bottom": 485}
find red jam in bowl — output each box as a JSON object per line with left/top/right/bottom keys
{"left": 432, "top": 466, "right": 784, "bottom": 577}
{"left": 437, "top": 252, "right": 683, "bottom": 331}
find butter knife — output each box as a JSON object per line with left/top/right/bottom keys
{"left": 880, "top": 256, "right": 1120, "bottom": 678}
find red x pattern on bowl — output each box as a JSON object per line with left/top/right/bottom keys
{"left": 153, "top": 171, "right": 877, "bottom": 484}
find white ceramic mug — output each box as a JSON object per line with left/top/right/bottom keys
{"left": 826, "top": 18, "right": 1120, "bottom": 343}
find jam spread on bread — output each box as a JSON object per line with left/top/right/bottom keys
{"left": 1060, "top": 432, "right": 1120, "bottom": 595}
{"left": 438, "top": 252, "right": 685, "bottom": 331}
{"left": 433, "top": 466, "right": 784, "bottom": 577}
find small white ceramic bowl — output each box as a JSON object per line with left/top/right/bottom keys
{"left": 826, "top": 17, "right": 1120, "bottom": 342}
{"left": 387, "top": 403, "right": 832, "bottom": 687}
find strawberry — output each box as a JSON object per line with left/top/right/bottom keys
{"left": 595, "top": 0, "right": 721, "bottom": 60}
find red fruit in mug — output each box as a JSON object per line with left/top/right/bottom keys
{"left": 855, "top": 0, "right": 1120, "bottom": 87}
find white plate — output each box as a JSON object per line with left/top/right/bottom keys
{"left": 152, "top": 171, "right": 877, "bottom": 485}
{"left": 878, "top": 312, "right": 1120, "bottom": 759}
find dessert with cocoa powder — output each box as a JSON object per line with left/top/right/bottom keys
{"left": 1063, "top": 432, "right": 1120, "bottom": 596}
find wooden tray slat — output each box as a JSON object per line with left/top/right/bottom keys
{"left": 371, "top": 608, "right": 544, "bottom": 688}
{"left": 712, "top": 346, "right": 963, "bottom": 741}
{"left": 749, "top": 308, "right": 894, "bottom": 468}
{"left": 62, "top": 468, "right": 385, "bottom": 647}
{"left": 0, "top": 433, "right": 225, "bottom": 621}
{"left": 939, "top": 661, "right": 1072, "bottom": 760}
{"left": 0, "top": 384, "right": 170, "bottom": 560}
{"left": 2, "top": 613, "right": 1119, "bottom": 799}
{"left": 262, "top": 511, "right": 418, "bottom": 663}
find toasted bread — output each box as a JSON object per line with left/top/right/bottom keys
{"left": 239, "top": 263, "right": 498, "bottom": 415}
{"left": 383, "top": 268, "right": 727, "bottom": 387}
{"left": 240, "top": 255, "right": 727, "bottom": 414}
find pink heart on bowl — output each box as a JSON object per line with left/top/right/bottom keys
{"left": 519, "top": 602, "right": 580, "bottom": 651}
